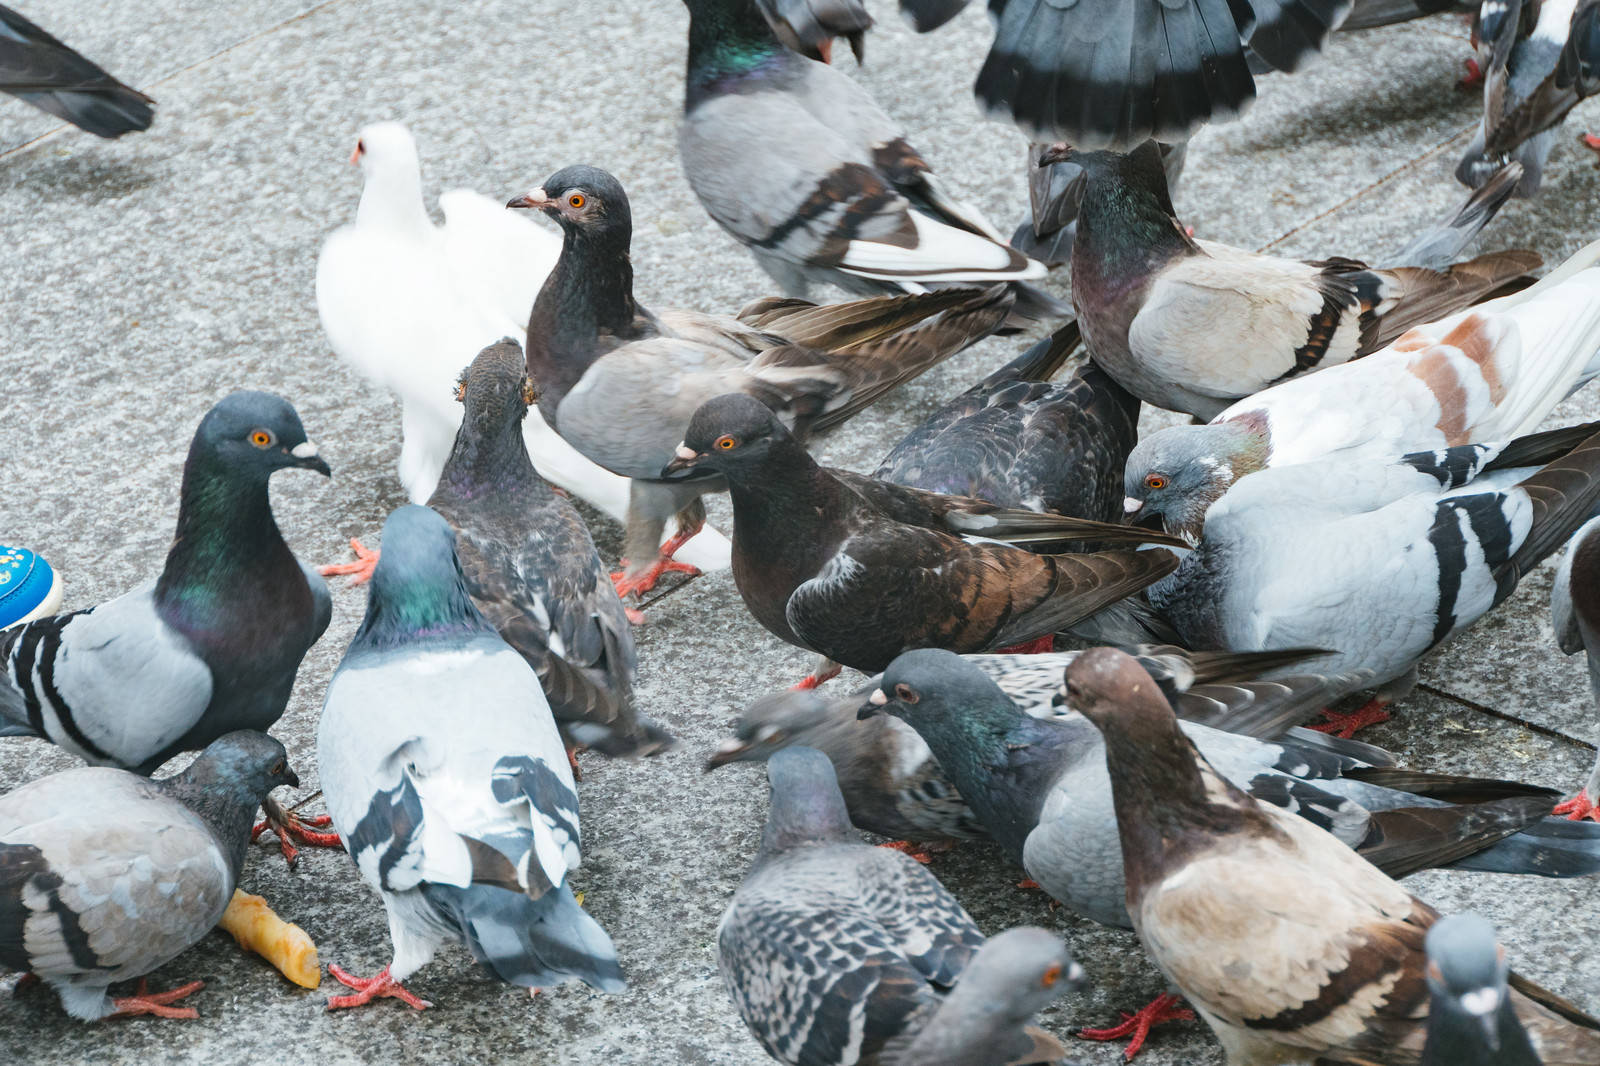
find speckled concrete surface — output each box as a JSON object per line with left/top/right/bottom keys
{"left": 2, "top": 4, "right": 1599, "bottom": 1064}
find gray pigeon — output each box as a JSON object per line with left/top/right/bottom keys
{"left": 508, "top": 165, "right": 1013, "bottom": 600}
{"left": 717, "top": 745, "right": 1081, "bottom": 1065}
{"left": 0, "top": 731, "right": 297, "bottom": 1020}
{"left": 679, "top": 0, "right": 1057, "bottom": 321}
{"left": 1051, "top": 141, "right": 1539, "bottom": 420}
{"left": 1064, "top": 647, "right": 1600, "bottom": 1066}
{"left": 316, "top": 505, "right": 624, "bottom": 1010}
{"left": 0, "top": 392, "right": 330, "bottom": 854}
{"left": 1013, "top": 141, "right": 1187, "bottom": 268}
{"left": 863, "top": 649, "right": 1600, "bottom": 929}
{"left": 1423, "top": 914, "right": 1543, "bottom": 1066}
{"left": 0, "top": 5, "right": 153, "bottom": 138}
{"left": 1550, "top": 514, "right": 1600, "bottom": 821}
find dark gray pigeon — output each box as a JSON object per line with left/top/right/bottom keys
{"left": 0, "top": 6, "right": 153, "bottom": 138}
{"left": 1064, "top": 647, "right": 1600, "bottom": 1066}
{"left": 863, "top": 649, "right": 1600, "bottom": 929}
{"left": 316, "top": 505, "right": 624, "bottom": 1010}
{"left": 508, "top": 165, "right": 1013, "bottom": 600}
{"left": 1550, "top": 513, "right": 1600, "bottom": 821}
{"left": 0, "top": 391, "right": 330, "bottom": 854}
{"left": 1052, "top": 141, "right": 1539, "bottom": 419}
{"left": 717, "top": 745, "right": 1082, "bottom": 1065}
{"left": 0, "top": 731, "right": 297, "bottom": 1020}
{"left": 678, "top": 0, "right": 1059, "bottom": 322}
{"left": 1423, "top": 914, "right": 1543, "bottom": 1066}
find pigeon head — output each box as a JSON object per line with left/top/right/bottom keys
{"left": 350, "top": 120, "right": 418, "bottom": 176}
{"left": 666, "top": 393, "right": 791, "bottom": 478}
{"left": 175, "top": 730, "right": 299, "bottom": 800}
{"left": 455, "top": 338, "right": 534, "bottom": 433}
{"left": 192, "top": 390, "right": 331, "bottom": 480}
{"left": 761, "top": 745, "right": 854, "bottom": 852}
{"left": 1123, "top": 419, "right": 1268, "bottom": 541}
{"left": 1062, "top": 647, "right": 1174, "bottom": 736}
{"left": 706, "top": 689, "right": 837, "bottom": 770}
{"left": 1424, "top": 914, "right": 1510, "bottom": 1047}
{"left": 862, "top": 649, "right": 1025, "bottom": 742}
{"left": 508, "top": 165, "right": 631, "bottom": 243}
{"left": 955, "top": 927, "right": 1083, "bottom": 1020}
{"left": 350, "top": 505, "right": 492, "bottom": 651}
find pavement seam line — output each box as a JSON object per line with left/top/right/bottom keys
{"left": 1417, "top": 681, "right": 1599, "bottom": 751}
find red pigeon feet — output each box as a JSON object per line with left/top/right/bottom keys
{"left": 1553, "top": 789, "right": 1599, "bottom": 822}
{"left": 1582, "top": 132, "right": 1600, "bottom": 157}
{"left": 997, "top": 634, "right": 1055, "bottom": 655}
{"left": 1073, "top": 992, "right": 1196, "bottom": 1059}
{"left": 320, "top": 538, "right": 380, "bottom": 584}
{"left": 253, "top": 794, "right": 343, "bottom": 870}
{"left": 1307, "top": 698, "right": 1392, "bottom": 739}
{"left": 878, "top": 840, "right": 955, "bottom": 864}
{"left": 1458, "top": 56, "right": 1484, "bottom": 91}
{"left": 325, "top": 965, "right": 432, "bottom": 1011}
{"left": 109, "top": 978, "right": 205, "bottom": 1020}
{"left": 790, "top": 662, "right": 843, "bottom": 690}
{"left": 566, "top": 746, "right": 583, "bottom": 782}
{"left": 611, "top": 556, "right": 701, "bottom": 599}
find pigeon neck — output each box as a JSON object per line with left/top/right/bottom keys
{"left": 757, "top": 785, "right": 855, "bottom": 857}
{"left": 349, "top": 557, "right": 494, "bottom": 654}
{"left": 1423, "top": 991, "right": 1538, "bottom": 1064}
{"left": 356, "top": 161, "right": 432, "bottom": 234}
{"left": 724, "top": 438, "right": 846, "bottom": 544}
{"left": 683, "top": 0, "right": 786, "bottom": 108}
{"left": 436, "top": 407, "right": 544, "bottom": 502}
{"left": 526, "top": 223, "right": 649, "bottom": 411}
{"left": 1072, "top": 163, "right": 1192, "bottom": 304}
{"left": 159, "top": 768, "right": 262, "bottom": 882}
{"left": 156, "top": 450, "right": 294, "bottom": 619}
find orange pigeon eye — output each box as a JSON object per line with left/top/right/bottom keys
{"left": 715, "top": 435, "right": 737, "bottom": 450}
{"left": 1041, "top": 964, "right": 1062, "bottom": 987}
{"left": 1144, "top": 474, "right": 1167, "bottom": 491}
{"left": 250, "top": 430, "right": 273, "bottom": 448}
{"left": 568, "top": 193, "right": 585, "bottom": 209}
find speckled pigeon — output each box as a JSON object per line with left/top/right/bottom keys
{"left": 0, "top": 5, "right": 152, "bottom": 138}
{"left": 1063, "top": 647, "right": 1600, "bottom": 1066}
{"left": 316, "top": 505, "right": 624, "bottom": 1010}
{"left": 1422, "top": 914, "right": 1543, "bottom": 1066}
{"left": 1550, "top": 514, "right": 1600, "bottom": 821}
{"left": 678, "top": 0, "right": 1058, "bottom": 324}
{"left": 1050, "top": 141, "right": 1539, "bottom": 420}
{"left": 717, "top": 745, "right": 1082, "bottom": 1065}
{"left": 507, "top": 165, "right": 1013, "bottom": 600}
{"left": 0, "top": 731, "right": 297, "bottom": 1020}
{"left": 0, "top": 392, "right": 330, "bottom": 860}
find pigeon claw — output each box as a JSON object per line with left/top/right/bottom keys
{"left": 1307, "top": 698, "right": 1392, "bottom": 739}
{"left": 253, "top": 795, "right": 343, "bottom": 870}
{"left": 1553, "top": 788, "right": 1599, "bottom": 822}
{"left": 610, "top": 557, "right": 701, "bottom": 599}
{"left": 1072, "top": 992, "right": 1196, "bottom": 1060}
{"left": 566, "top": 745, "right": 583, "bottom": 782}
{"left": 1458, "top": 56, "right": 1484, "bottom": 91}
{"left": 878, "top": 840, "right": 935, "bottom": 864}
{"left": 790, "top": 663, "right": 843, "bottom": 691}
{"left": 320, "top": 538, "right": 380, "bottom": 584}
{"left": 325, "top": 965, "right": 431, "bottom": 1012}
{"left": 1582, "top": 132, "right": 1600, "bottom": 158}
{"left": 110, "top": 978, "right": 205, "bottom": 1020}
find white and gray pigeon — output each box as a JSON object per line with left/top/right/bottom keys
{"left": 508, "top": 164, "right": 1013, "bottom": 600}
{"left": 1422, "top": 914, "right": 1543, "bottom": 1066}
{"left": 0, "top": 392, "right": 330, "bottom": 777}
{"left": 717, "top": 745, "right": 1083, "bottom": 1066}
{"left": 0, "top": 5, "right": 153, "bottom": 138}
{"left": 1141, "top": 421, "right": 1600, "bottom": 729}
{"left": 864, "top": 649, "right": 1600, "bottom": 928}
{"left": 1459, "top": 0, "right": 1600, "bottom": 198}
{"left": 0, "top": 731, "right": 298, "bottom": 1021}
{"left": 314, "top": 121, "right": 732, "bottom": 575}
{"left": 678, "top": 0, "right": 1059, "bottom": 322}
{"left": 316, "top": 505, "right": 624, "bottom": 1010}
{"left": 1124, "top": 243, "right": 1600, "bottom": 541}
{"left": 1550, "top": 514, "right": 1600, "bottom": 821}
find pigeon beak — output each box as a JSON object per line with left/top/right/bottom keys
{"left": 663, "top": 445, "right": 703, "bottom": 477}
{"left": 857, "top": 688, "right": 889, "bottom": 720}
{"left": 704, "top": 738, "right": 752, "bottom": 771}
{"left": 1037, "top": 142, "right": 1075, "bottom": 167}
{"left": 291, "top": 441, "right": 332, "bottom": 477}
{"left": 507, "top": 188, "right": 555, "bottom": 211}
{"left": 283, "top": 767, "right": 301, "bottom": 789}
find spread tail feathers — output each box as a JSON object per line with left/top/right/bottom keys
{"left": 421, "top": 882, "right": 626, "bottom": 993}
{"left": 1391, "top": 161, "right": 1523, "bottom": 271}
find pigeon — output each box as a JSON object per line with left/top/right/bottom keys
{"left": 508, "top": 164, "right": 1013, "bottom": 598}
{"left": 716, "top": 745, "right": 1082, "bottom": 1066}
{"left": 875, "top": 323, "right": 1140, "bottom": 533}
{"left": 708, "top": 645, "right": 1378, "bottom": 845}
{"left": 0, "top": 5, "right": 153, "bottom": 138}
{"left": 1422, "top": 914, "right": 1543, "bottom": 1066}
{"left": 0, "top": 731, "right": 298, "bottom": 1021}
{"left": 666, "top": 392, "right": 1182, "bottom": 685}
{"left": 1014, "top": 141, "right": 1188, "bottom": 269}
{"left": 1049, "top": 141, "right": 1541, "bottom": 419}
{"left": 1144, "top": 421, "right": 1600, "bottom": 729}
{"left": 1341, "top": 0, "right": 1475, "bottom": 28}
{"left": 1063, "top": 646, "right": 1600, "bottom": 1066}
{"left": 678, "top": 0, "right": 1060, "bottom": 324}
{"left": 1550, "top": 514, "right": 1600, "bottom": 821}
{"left": 1458, "top": 0, "right": 1600, "bottom": 198}
{"left": 316, "top": 505, "right": 625, "bottom": 1010}
{"left": 1123, "top": 243, "right": 1600, "bottom": 541}
{"left": 314, "top": 122, "right": 733, "bottom": 575}
{"left": 864, "top": 648, "right": 1600, "bottom": 929}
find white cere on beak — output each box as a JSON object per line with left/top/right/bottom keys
{"left": 1460, "top": 987, "right": 1502, "bottom": 1016}
{"left": 1123, "top": 496, "right": 1143, "bottom": 514}
{"left": 869, "top": 689, "right": 888, "bottom": 706}
{"left": 292, "top": 441, "right": 320, "bottom": 459}
{"left": 714, "top": 738, "right": 746, "bottom": 757}
{"left": 675, "top": 444, "right": 698, "bottom": 460}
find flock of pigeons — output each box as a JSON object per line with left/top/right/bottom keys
{"left": 5, "top": 1, "right": 1600, "bottom": 1064}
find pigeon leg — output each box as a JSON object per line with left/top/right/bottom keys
{"left": 1072, "top": 992, "right": 1196, "bottom": 1059}
{"left": 566, "top": 745, "right": 583, "bottom": 782}
{"left": 320, "top": 538, "right": 379, "bottom": 584}
{"left": 325, "top": 965, "right": 431, "bottom": 1011}
{"left": 1553, "top": 789, "right": 1599, "bottom": 822}
{"left": 1307, "top": 697, "right": 1392, "bottom": 739}
{"left": 996, "top": 634, "right": 1055, "bottom": 655}
{"left": 109, "top": 978, "right": 205, "bottom": 1020}
{"left": 614, "top": 493, "right": 706, "bottom": 598}
{"left": 1458, "top": 56, "right": 1483, "bottom": 91}
{"left": 1582, "top": 133, "right": 1600, "bottom": 158}
{"left": 11, "top": 973, "right": 39, "bottom": 996}
{"left": 877, "top": 840, "right": 954, "bottom": 864}
{"left": 790, "top": 657, "right": 843, "bottom": 690}
{"left": 253, "top": 794, "right": 343, "bottom": 870}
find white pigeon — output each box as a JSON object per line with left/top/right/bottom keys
{"left": 1125, "top": 239, "right": 1600, "bottom": 541}
{"left": 314, "top": 120, "right": 732, "bottom": 574}
{"left": 316, "top": 505, "right": 625, "bottom": 1009}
